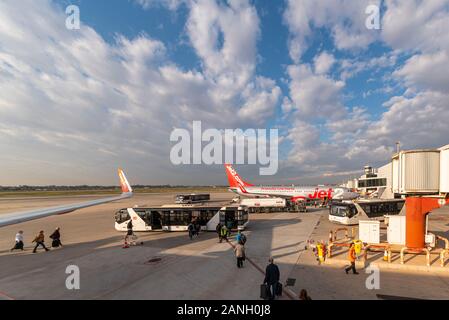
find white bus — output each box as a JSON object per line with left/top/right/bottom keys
{"left": 115, "top": 204, "right": 249, "bottom": 232}
{"left": 328, "top": 199, "right": 405, "bottom": 225}
{"left": 175, "top": 194, "right": 210, "bottom": 204}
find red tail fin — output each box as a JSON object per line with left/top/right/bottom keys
{"left": 224, "top": 164, "right": 254, "bottom": 188}
{"left": 118, "top": 168, "right": 132, "bottom": 193}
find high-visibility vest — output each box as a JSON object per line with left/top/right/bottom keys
{"left": 354, "top": 240, "right": 362, "bottom": 254}
{"left": 317, "top": 244, "right": 324, "bottom": 257}
{"left": 221, "top": 227, "right": 227, "bottom": 236}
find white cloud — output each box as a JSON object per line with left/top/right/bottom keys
{"left": 313, "top": 51, "right": 335, "bottom": 75}
{"left": 134, "top": 0, "right": 184, "bottom": 10}
{"left": 382, "top": 0, "right": 449, "bottom": 53}
{"left": 282, "top": 0, "right": 449, "bottom": 183}
{"left": 283, "top": 0, "right": 381, "bottom": 62}
{"left": 394, "top": 50, "right": 449, "bottom": 93}
{"left": 286, "top": 64, "right": 345, "bottom": 118}
{"left": 0, "top": 0, "right": 280, "bottom": 184}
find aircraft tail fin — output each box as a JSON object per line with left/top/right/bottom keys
{"left": 118, "top": 168, "right": 133, "bottom": 193}
{"left": 224, "top": 164, "right": 254, "bottom": 188}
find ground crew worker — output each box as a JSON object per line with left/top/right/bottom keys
{"left": 345, "top": 243, "right": 359, "bottom": 275}
{"left": 353, "top": 239, "right": 363, "bottom": 260}
{"left": 220, "top": 225, "right": 228, "bottom": 242}
{"left": 32, "top": 230, "right": 49, "bottom": 253}
{"left": 316, "top": 241, "right": 326, "bottom": 264}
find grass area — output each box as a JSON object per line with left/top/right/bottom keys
{"left": 0, "top": 187, "right": 229, "bottom": 198}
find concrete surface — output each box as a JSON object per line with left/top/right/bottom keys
{"left": 0, "top": 193, "right": 315, "bottom": 299}
{"left": 287, "top": 208, "right": 449, "bottom": 300}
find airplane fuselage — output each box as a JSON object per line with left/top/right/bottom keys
{"left": 229, "top": 185, "right": 358, "bottom": 201}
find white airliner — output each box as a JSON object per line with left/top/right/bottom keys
{"left": 224, "top": 164, "right": 359, "bottom": 202}
{"left": 0, "top": 169, "right": 133, "bottom": 228}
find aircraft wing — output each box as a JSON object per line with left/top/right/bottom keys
{"left": 0, "top": 169, "right": 133, "bottom": 228}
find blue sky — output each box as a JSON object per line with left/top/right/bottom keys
{"left": 0, "top": 0, "right": 448, "bottom": 186}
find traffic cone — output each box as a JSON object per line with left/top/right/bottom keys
{"left": 383, "top": 250, "right": 388, "bottom": 261}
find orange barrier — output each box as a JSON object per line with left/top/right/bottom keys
{"left": 363, "top": 244, "right": 391, "bottom": 264}
{"left": 327, "top": 242, "right": 351, "bottom": 258}
{"left": 400, "top": 247, "right": 430, "bottom": 267}
{"left": 331, "top": 227, "right": 354, "bottom": 242}
{"left": 440, "top": 249, "right": 448, "bottom": 267}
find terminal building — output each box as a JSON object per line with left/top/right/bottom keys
{"left": 342, "top": 144, "right": 449, "bottom": 199}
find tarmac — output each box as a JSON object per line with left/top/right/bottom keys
{"left": 1, "top": 192, "right": 449, "bottom": 300}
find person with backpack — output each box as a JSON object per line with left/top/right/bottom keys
{"left": 49, "top": 227, "right": 62, "bottom": 248}
{"left": 10, "top": 230, "right": 24, "bottom": 252}
{"left": 236, "top": 231, "right": 242, "bottom": 244}
{"left": 32, "top": 230, "right": 49, "bottom": 253}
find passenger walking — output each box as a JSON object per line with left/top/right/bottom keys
{"left": 188, "top": 223, "right": 194, "bottom": 240}
{"left": 234, "top": 242, "right": 246, "bottom": 268}
{"left": 216, "top": 223, "right": 222, "bottom": 242}
{"left": 345, "top": 243, "right": 359, "bottom": 275}
{"left": 263, "top": 257, "right": 280, "bottom": 300}
{"left": 195, "top": 222, "right": 201, "bottom": 237}
{"left": 240, "top": 232, "right": 247, "bottom": 245}
{"left": 49, "top": 227, "right": 63, "bottom": 248}
{"left": 299, "top": 289, "right": 312, "bottom": 300}
{"left": 226, "top": 221, "right": 233, "bottom": 236}
{"left": 124, "top": 220, "right": 133, "bottom": 243}
{"left": 236, "top": 231, "right": 242, "bottom": 244}
{"left": 10, "top": 230, "right": 24, "bottom": 252}
{"left": 32, "top": 230, "right": 49, "bottom": 253}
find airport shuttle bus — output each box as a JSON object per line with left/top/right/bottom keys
{"left": 115, "top": 204, "right": 249, "bottom": 232}
{"left": 328, "top": 199, "right": 405, "bottom": 225}
{"left": 175, "top": 194, "right": 210, "bottom": 204}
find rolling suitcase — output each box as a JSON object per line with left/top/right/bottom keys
{"left": 275, "top": 282, "right": 283, "bottom": 296}
{"left": 260, "top": 284, "right": 269, "bottom": 300}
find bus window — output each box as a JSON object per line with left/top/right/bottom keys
{"left": 331, "top": 206, "right": 347, "bottom": 217}
{"left": 115, "top": 209, "right": 130, "bottom": 223}
{"left": 150, "top": 211, "right": 162, "bottom": 229}
{"left": 238, "top": 210, "right": 248, "bottom": 226}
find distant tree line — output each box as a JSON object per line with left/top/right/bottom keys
{"left": 0, "top": 185, "right": 226, "bottom": 191}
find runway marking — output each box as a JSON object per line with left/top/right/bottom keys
{"left": 225, "top": 239, "right": 295, "bottom": 300}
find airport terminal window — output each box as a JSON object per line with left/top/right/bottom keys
{"left": 358, "top": 178, "right": 387, "bottom": 188}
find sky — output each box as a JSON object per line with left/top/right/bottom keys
{"left": 0, "top": 0, "right": 448, "bottom": 186}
